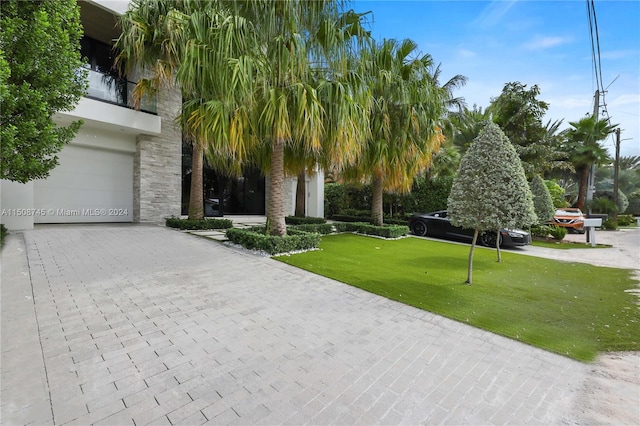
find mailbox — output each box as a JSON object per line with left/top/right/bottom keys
{"left": 583, "top": 218, "right": 602, "bottom": 227}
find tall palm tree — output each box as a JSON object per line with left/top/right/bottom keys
{"left": 564, "top": 116, "right": 617, "bottom": 210}
{"left": 234, "top": 1, "right": 368, "bottom": 235}
{"left": 117, "top": 1, "right": 366, "bottom": 233}
{"left": 342, "top": 38, "right": 447, "bottom": 226}
{"left": 116, "top": 0, "right": 253, "bottom": 220}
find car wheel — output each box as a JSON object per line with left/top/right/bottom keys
{"left": 480, "top": 232, "right": 501, "bottom": 247}
{"left": 412, "top": 220, "right": 427, "bottom": 236}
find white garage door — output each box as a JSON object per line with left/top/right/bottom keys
{"left": 34, "top": 144, "right": 133, "bottom": 223}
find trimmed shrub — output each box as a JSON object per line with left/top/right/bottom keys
{"left": 602, "top": 219, "right": 618, "bottom": 230}
{"left": 530, "top": 175, "right": 555, "bottom": 224}
{"left": 288, "top": 223, "right": 334, "bottom": 235}
{"left": 333, "top": 222, "right": 409, "bottom": 238}
{"left": 616, "top": 214, "right": 635, "bottom": 227}
{"left": 626, "top": 191, "right": 640, "bottom": 215}
{"left": 548, "top": 225, "right": 567, "bottom": 241}
{"left": 166, "top": 217, "right": 233, "bottom": 230}
{"left": 324, "top": 183, "right": 345, "bottom": 218}
{"left": 225, "top": 227, "right": 321, "bottom": 255}
{"left": 285, "top": 216, "right": 326, "bottom": 225}
{"left": 531, "top": 224, "right": 552, "bottom": 238}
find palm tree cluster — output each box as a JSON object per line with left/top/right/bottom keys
{"left": 116, "top": 0, "right": 457, "bottom": 234}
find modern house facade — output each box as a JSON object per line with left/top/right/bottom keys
{"left": 1, "top": 0, "right": 324, "bottom": 231}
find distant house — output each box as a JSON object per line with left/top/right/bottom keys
{"left": 1, "top": 0, "right": 324, "bottom": 230}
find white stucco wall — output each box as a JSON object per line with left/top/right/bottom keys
{"left": 0, "top": 181, "right": 35, "bottom": 230}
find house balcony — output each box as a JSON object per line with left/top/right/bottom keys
{"left": 85, "top": 68, "right": 157, "bottom": 114}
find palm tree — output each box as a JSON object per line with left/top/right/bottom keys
{"left": 564, "top": 116, "right": 617, "bottom": 210}
{"left": 341, "top": 38, "right": 447, "bottom": 226}
{"left": 448, "top": 105, "right": 491, "bottom": 156}
{"left": 235, "top": 1, "right": 369, "bottom": 235}
{"left": 117, "top": 1, "right": 366, "bottom": 234}
{"left": 619, "top": 155, "right": 640, "bottom": 171}
{"left": 115, "top": 0, "right": 252, "bottom": 220}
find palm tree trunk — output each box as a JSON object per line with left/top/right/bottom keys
{"left": 188, "top": 143, "right": 204, "bottom": 220}
{"left": 267, "top": 139, "right": 287, "bottom": 236}
{"left": 467, "top": 229, "right": 479, "bottom": 285}
{"left": 577, "top": 165, "right": 590, "bottom": 211}
{"left": 295, "top": 170, "right": 306, "bottom": 217}
{"left": 371, "top": 172, "right": 384, "bottom": 226}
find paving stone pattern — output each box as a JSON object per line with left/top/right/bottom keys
{"left": 2, "top": 225, "right": 587, "bottom": 425}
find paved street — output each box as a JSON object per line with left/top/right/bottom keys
{"left": 1, "top": 224, "right": 636, "bottom": 425}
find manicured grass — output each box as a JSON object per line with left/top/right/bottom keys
{"left": 531, "top": 239, "right": 610, "bottom": 249}
{"left": 275, "top": 234, "right": 639, "bottom": 361}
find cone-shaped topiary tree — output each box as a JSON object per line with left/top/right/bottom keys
{"left": 448, "top": 121, "right": 536, "bottom": 284}
{"left": 530, "top": 174, "right": 555, "bottom": 225}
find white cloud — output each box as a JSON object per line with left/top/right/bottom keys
{"left": 457, "top": 49, "right": 477, "bottom": 59}
{"left": 608, "top": 94, "right": 640, "bottom": 107}
{"left": 523, "top": 35, "right": 572, "bottom": 50}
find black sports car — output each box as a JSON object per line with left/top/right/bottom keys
{"left": 408, "top": 210, "right": 531, "bottom": 248}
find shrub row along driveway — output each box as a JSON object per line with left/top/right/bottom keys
{"left": 0, "top": 224, "right": 632, "bottom": 425}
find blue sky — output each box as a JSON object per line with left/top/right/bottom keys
{"left": 352, "top": 0, "right": 640, "bottom": 158}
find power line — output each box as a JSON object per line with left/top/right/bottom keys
{"left": 586, "top": 1, "right": 617, "bottom": 151}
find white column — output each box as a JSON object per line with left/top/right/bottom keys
{"left": 306, "top": 168, "right": 325, "bottom": 218}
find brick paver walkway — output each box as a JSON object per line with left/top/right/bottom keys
{"left": 2, "top": 225, "right": 587, "bottom": 425}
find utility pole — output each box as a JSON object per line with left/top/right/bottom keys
{"left": 586, "top": 90, "right": 600, "bottom": 215}
{"left": 613, "top": 128, "right": 621, "bottom": 222}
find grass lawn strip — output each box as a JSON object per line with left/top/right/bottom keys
{"left": 275, "top": 234, "right": 639, "bottom": 362}
{"left": 531, "top": 239, "right": 611, "bottom": 249}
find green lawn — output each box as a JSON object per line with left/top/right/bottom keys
{"left": 275, "top": 234, "right": 639, "bottom": 361}
{"left": 531, "top": 239, "right": 610, "bottom": 249}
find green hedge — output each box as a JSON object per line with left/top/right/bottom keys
{"left": 617, "top": 214, "right": 635, "bottom": 226}
{"left": 602, "top": 219, "right": 618, "bottom": 230}
{"left": 332, "top": 213, "right": 408, "bottom": 226}
{"left": 334, "top": 222, "right": 409, "bottom": 238}
{"left": 285, "top": 216, "right": 327, "bottom": 225}
{"left": 166, "top": 217, "right": 233, "bottom": 230}
{"left": 288, "top": 223, "right": 335, "bottom": 235}
{"left": 531, "top": 225, "right": 551, "bottom": 238}
{"left": 225, "top": 227, "right": 321, "bottom": 255}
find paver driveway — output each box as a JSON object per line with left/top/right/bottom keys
{"left": 2, "top": 225, "right": 587, "bottom": 425}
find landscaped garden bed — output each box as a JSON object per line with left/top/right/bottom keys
{"left": 165, "top": 217, "right": 233, "bottom": 230}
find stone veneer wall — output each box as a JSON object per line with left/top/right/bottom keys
{"left": 133, "top": 85, "right": 182, "bottom": 223}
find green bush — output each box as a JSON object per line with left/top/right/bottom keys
{"left": 616, "top": 214, "right": 635, "bottom": 226}
{"left": 422, "top": 175, "right": 454, "bottom": 213}
{"left": 285, "top": 216, "right": 326, "bottom": 225}
{"left": 544, "top": 179, "right": 568, "bottom": 208}
{"left": 333, "top": 222, "right": 409, "bottom": 238}
{"left": 548, "top": 225, "right": 567, "bottom": 240}
{"left": 531, "top": 224, "right": 552, "bottom": 238}
{"left": 602, "top": 219, "right": 618, "bottom": 230}
{"left": 331, "top": 214, "right": 366, "bottom": 223}
{"left": 165, "top": 217, "right": 233, "bottom": 230}
{"left": 324, "top": 183, "right": 346, "bottom": 218}
{"left": 332, "top": 210, "right": 408, "bottom": 226}
{"left": 225, "top": 227, "right": 321, "bottom": 255}
{"left": 0, "top": 224, "right": 7, "bottom": 244}
{"left": 288, "top": 223, "right": 334, "bottom": 235}
{"left": 626, "top": 191, "right": 640, "bottom": 215}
